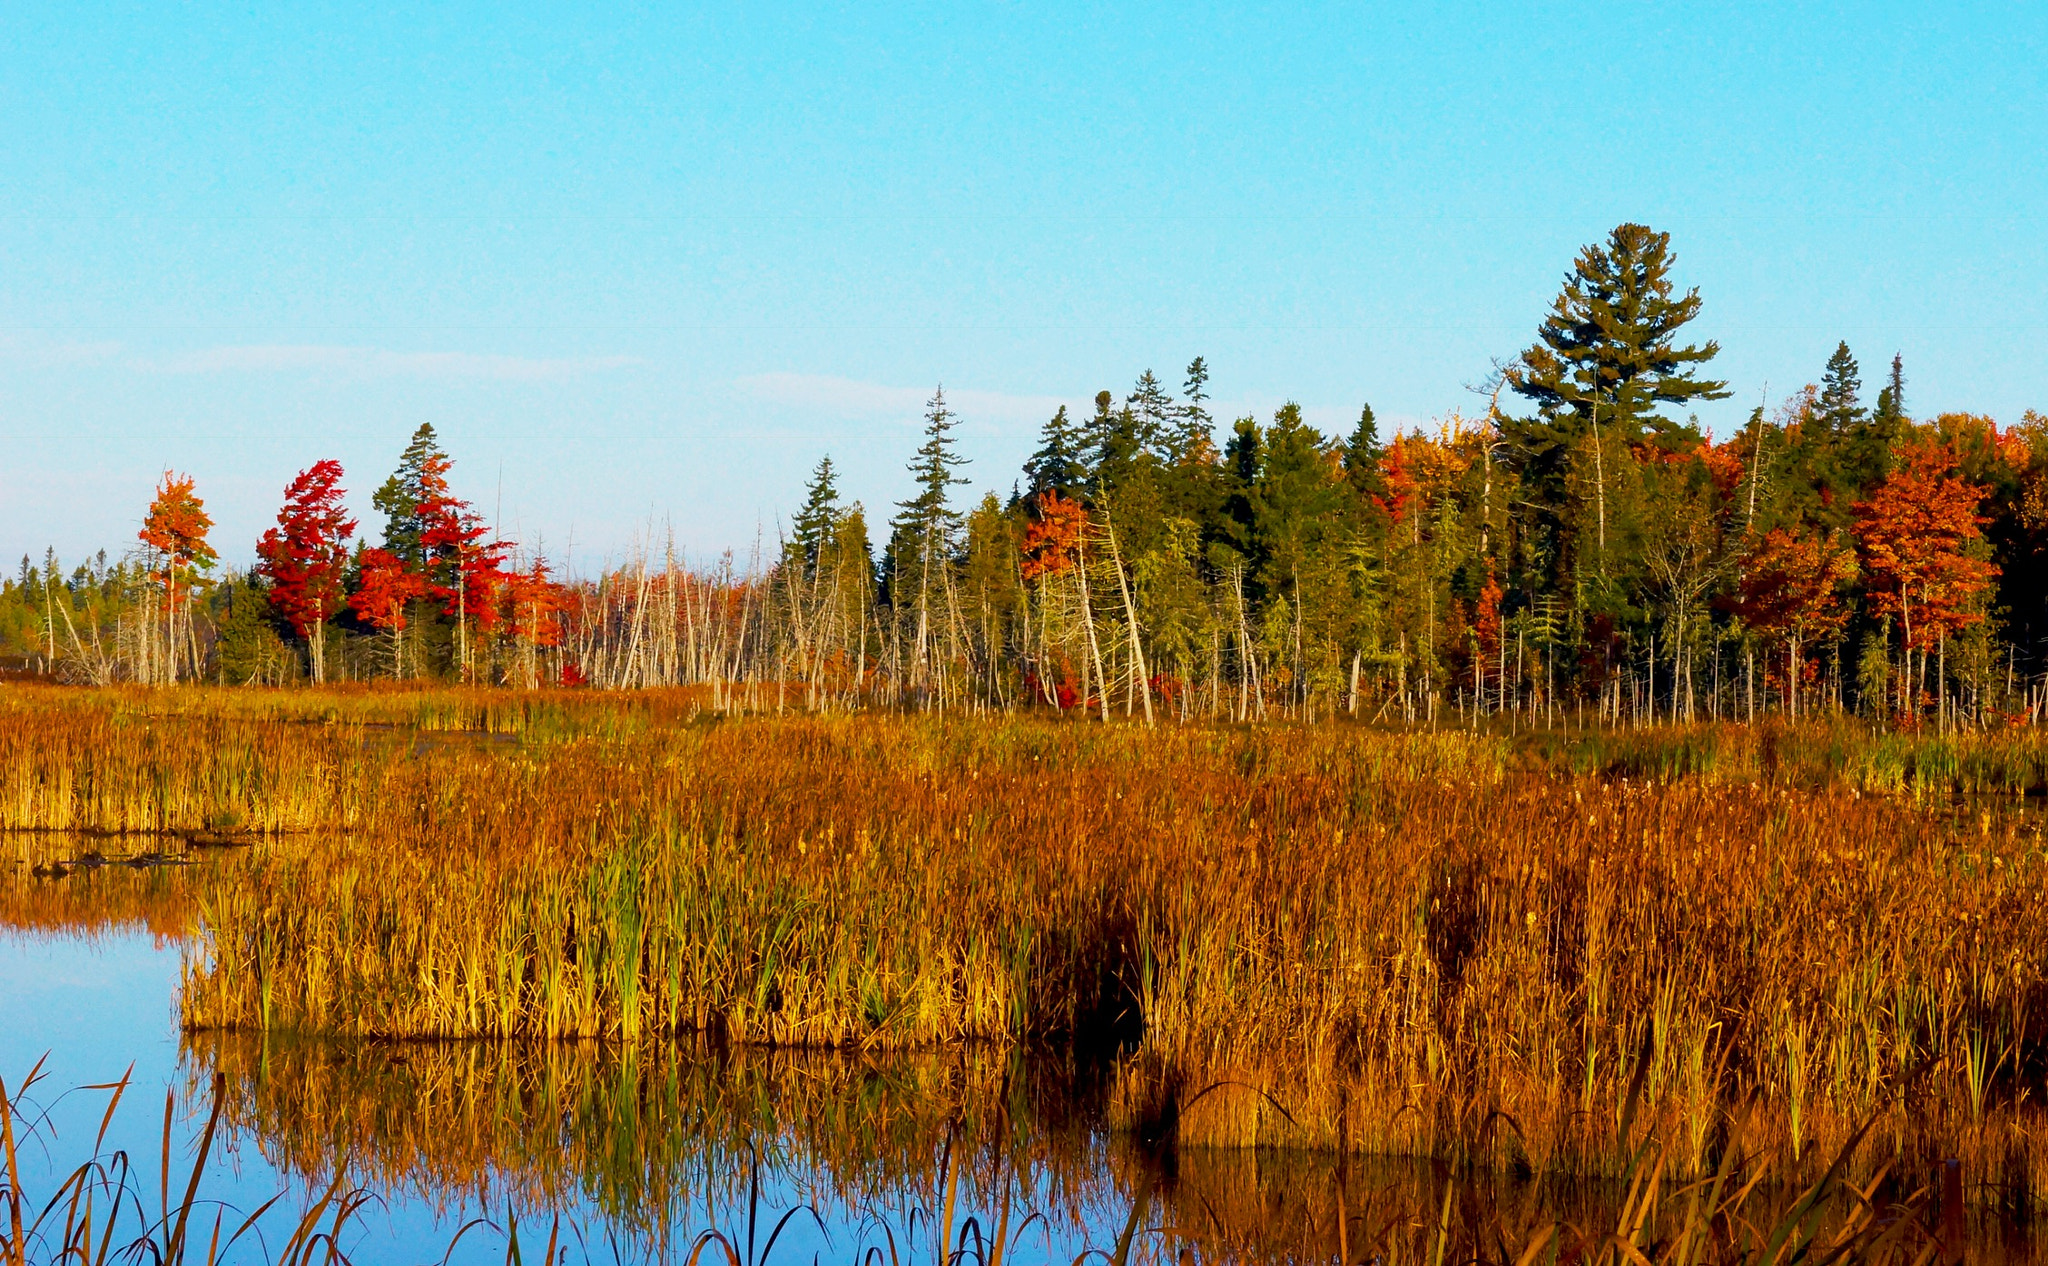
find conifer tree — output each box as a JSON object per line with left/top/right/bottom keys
{"left": 1127, "top": 369, "right": 1173, "bottom": 453}
{"left": 1024, "top": 406, "right": 1085, "bottom": 497}
{"left": 1172, "top": 357, "right": 1215, "bottom": 462}
{"left": 1344, "top": 403, "right": 1387, "bottom": 500}
{"left": 1874, "top": 353, "right": 1907, "bottom": 423}
{"left": 373, "top": 424, "right": 449, "bottom": 567}
{"left": 791, "top": 455, "right": 840, "bottom": 578}
{"left": 887, "top": 388, "right": 970, "bottom": 692}
{"left": 1504, "top": 223, "right": 1729, "bottom": 488}
{"left": 1817, "top": 342, "right": 1864, "bottom": 436}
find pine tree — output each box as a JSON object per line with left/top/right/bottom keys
{"left": 1503, "top": 223, "right": 1729, "bottom": 490}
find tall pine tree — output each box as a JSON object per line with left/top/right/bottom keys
{"left": 1503, "top": 223, "right": 1729, "bottom": 490}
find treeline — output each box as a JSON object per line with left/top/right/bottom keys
{"left": 7, "top": 222, "right": 2046, "bottom": 725}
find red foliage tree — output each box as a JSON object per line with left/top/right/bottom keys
{"left": 350, "top": 547, "right": 427, "bottom": 677}
{"left": 137, "top": 472, "right": 217, "bottom": 684}
{"left": 255, "top": 460, "right": 357, "bottom": 682}
{"left": 1853, "top": 439, "right": 1998, "bottom": 715}
{"left": 412, "top": 454, "right": 510, "bottom": 680}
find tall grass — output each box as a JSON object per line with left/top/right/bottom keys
{"left": 8, "top": 687, "right": 2048, "bottom": 1214}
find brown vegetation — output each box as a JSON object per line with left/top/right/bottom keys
{"left": 5, "top": 685, "right": 2048, "bottom": 1217}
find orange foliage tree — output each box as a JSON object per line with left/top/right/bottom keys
{"left": 1853, "top": 439, "right": 1998, "bottom": 715}
{"left": 502, "top": 558, "right": 573, "bottom": 687}
{"left": 1731, "top": 525, "right": 1856, "bottom": 718}
{"left": 137, "top": 472, "right": 217, "bottom": 683}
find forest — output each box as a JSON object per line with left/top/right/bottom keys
{"left": 7, "top": 222, "right": 2043, "bottom": 727}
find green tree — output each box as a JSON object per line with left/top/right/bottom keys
{"left": 1024, "top": 406, "right": 1086, "bottom": 497}
{"left": 372, "top": 424, "right": 449, "bottom": 567}
{"left": 885, "top": 388, "right": 970, "bottom": 695}
{"left": 790, "top": 454, "right": 841, "bottom": 579}
{"left": 1503, "top": 223, "right": 1729, "bottom": 492}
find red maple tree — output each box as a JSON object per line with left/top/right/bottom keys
{"left": 1853, "top": 439, "right": 1998, "bottom": 714}
{"left": 502, "top": 558, "right": 572, "bottom": 687}
{"left": 255, "top": 460, "right": 357, "bottom": 683}
{"left": 350, "top": 547, "right": 427, "bottom": 677}
{"left": 412, "top": 451, "right": 511, "bottom": 679}
{"left": 137, "top": 472, "right": 217, "bottom": 684}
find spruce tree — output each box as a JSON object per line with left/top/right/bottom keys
{"left": 790, "top": 455, "right": 840, "bottom": 578}
{"left": 1874, "top": 353, "right": 1906, "bottom": 423}
{"left": 887, "top": 387, "right": 969, "bottom": 608}
{"left": 372, "top": 424, "right": 448, "bottom": 567}
{"left": 1023, "top": 406, "right": 1085, "bottom": 497}
{"left": 1171, "top": 357, "right": 1216, "bottom": 462}
{"left": 1503, "top": 223, "right": 1729, "bottom": 490}
{"left": 1845, "top": 351, "right": 1906, "bottom": 490}
{"left": 1817, "top": 342, "right": 1864, "bottom": 436}
{"left": 1127, "top": 369, "right": 1173, "bottom": 453}
{"left": 1344, "top": 403, "right": 1386, "bottom": 500}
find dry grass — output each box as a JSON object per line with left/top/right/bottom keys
{"left": 6, "top": 685, "right": 2048, "bottom": 1216}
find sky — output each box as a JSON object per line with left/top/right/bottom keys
{"left": 3, "top": 2, "right": 2043, "bottom": 573}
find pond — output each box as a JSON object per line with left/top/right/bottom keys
{"left": 2, "top": 836, "right": 2039, "bottom": 1264}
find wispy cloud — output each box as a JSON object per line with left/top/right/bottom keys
{"left": 736, "top": 373, "right": 1070, "bottom": 429}
{"left": 146, "top": 344, "right": 640, "bottom": 382}
{"left": 0, "top": 332, "right": 124, "bottom": 368}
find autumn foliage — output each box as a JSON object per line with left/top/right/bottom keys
{"left": 1853, "top": 440, "right": 1998, "bottom": 654}
{"left": 1019, "top": 491, "right": 1088, "bottom": 581}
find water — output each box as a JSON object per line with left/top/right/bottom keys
{"left": 3, "top": 840, "right": 2038, "bottom": 1264}
{"left": 2, "top": 927, "right": 1151, "bottom": 1263}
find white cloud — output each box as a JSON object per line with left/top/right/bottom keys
{"left": 145, "top": 344, "right": 640, "bottom": 382}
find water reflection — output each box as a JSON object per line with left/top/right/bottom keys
{"left": 185, "top": 1032, "right": 1130, "bottom": 1259}
{"left": 4, "top": 832, "right": 2042, "bottom": 1264}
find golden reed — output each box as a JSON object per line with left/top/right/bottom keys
{"left": 5, "top": 683, "right": 2045, "bottom": 1213}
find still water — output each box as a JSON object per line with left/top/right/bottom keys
{"left": 1, "top": 843, "right": 1407, "bottom": 1264}
{"left": 3, "top": 841, "right": 2038, "bottom": 1264}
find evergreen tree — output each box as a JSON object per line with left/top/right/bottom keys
{"left": 1127, "top": 370, "right": 1173, "bottom": 454}
{"left": 1085, "top": 389, "right": 1152, "bottom": 494}
{"left": 1172, "top": 357, "right": 1215, "bottom": 462}
{"left": 886, "top": 387, "right": 970, "bottom": 606}
{"left": 1845, "top": 351, "right": 1906, "bottom": 489}
{"left": 791, "top": 455, "right": 841, "bottom": 578}
{"left": 1024, "top": 406, "right": 1086, "bottom": 497}
{"left": 1344, "top": 403, "right": 1386, "bottom": 500}
{"left": 1503, "top": 223, "right": 1729, "bottom": 490}
{"left": 1874, "top": 353, "right": 1907, "bottom": 423}
{"left": 373, "top": 424, "right": 449, "bottom": 567}
{"left": 1817, "top": 342, "right": 1864, "bottom": 436}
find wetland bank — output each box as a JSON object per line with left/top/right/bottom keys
{"left": 7, "top": 684, "right": 2048, "bottom": 1262}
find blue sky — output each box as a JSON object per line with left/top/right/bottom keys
{"left": 3, "top": 2, "right": 2043, "bottom": 572}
